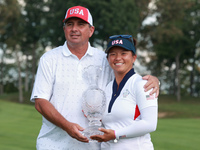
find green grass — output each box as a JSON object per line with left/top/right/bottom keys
{"left": 0, "top": 94, "right": 200, "bottom": 149}
{"left": 0, "top": 99, "right": 41, "bottom": 150}
{"left": 158, "top": 95, "right": 200, "bottom": 118}
{"left": 151, "top": 118, "right": 200, "bottom": 150}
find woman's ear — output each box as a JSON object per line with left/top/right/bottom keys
{"left": 132, "top": 55, "right": 137, "bottom": 64}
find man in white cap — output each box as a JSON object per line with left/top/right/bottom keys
{"left": 30, "top": 5, "right": 160, "bottom": 150}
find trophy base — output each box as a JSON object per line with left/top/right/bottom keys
{"left": 82, "top": 126, "right": 104, "bottom": 142}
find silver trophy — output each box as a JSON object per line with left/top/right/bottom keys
{"left": 82, "top": 65, "right": 106, "bottom": 143}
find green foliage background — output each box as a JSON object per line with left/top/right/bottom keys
{"left": 0, "top": 0, "right": 200, "bottom": 100}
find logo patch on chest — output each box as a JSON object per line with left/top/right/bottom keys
{"left": 123, "top": 89, "right": 130, "bottom": 98}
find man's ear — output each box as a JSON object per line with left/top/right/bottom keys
{"left": 89, "top": 26, "right": 95, "bottom": 38}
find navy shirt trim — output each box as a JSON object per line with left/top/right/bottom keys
{"left": 108, "top": 68, "right": 135, "bottom": 113}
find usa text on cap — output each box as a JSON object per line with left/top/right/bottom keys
{"left": 63, "top": 6, "right": 93, "bottom": 26}
{"left": 105, "top": 35, "right": 136, "bottom": 54}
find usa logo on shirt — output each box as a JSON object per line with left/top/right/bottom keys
{"left": 146, "top": 94, "right": 155, "bottom": 100}
{"left": 119, "top": 135, "right": 126, "bottom": 139}
{"left": 123, "top": 89, "right": 130, "bottom": 98}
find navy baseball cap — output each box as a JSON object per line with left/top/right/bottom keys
{"left": 105, "top": 35, "right": 136, "bottom": 54}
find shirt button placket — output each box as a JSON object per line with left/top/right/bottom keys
{"left": 77, "top": 62, "right": 83, "bottom": 80}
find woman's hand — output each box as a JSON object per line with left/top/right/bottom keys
{"left": 90, "top": 128, "right": 116, "bottom": 142}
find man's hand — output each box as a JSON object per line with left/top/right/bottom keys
{"left": 35, "top": 99, "right": 89, "bottom": 143}
{"left": 142, "top": 75, "right": 160, "bottom": 98}
{"left": 64, "top": 121, "right": 89, "bottom": 143}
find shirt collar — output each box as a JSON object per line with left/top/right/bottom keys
{"left": 108, "top": 68, "right": 135, "bottom": 113}
{"left": 62, "top": 41, "right": 93, "bottom": 57}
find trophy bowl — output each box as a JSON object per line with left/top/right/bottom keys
{"left": 82, "top": 87, "right": 106, "bottom": 142}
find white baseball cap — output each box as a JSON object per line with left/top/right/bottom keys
{"left": 63, "top": 6, "right": 93, "bottom": 26}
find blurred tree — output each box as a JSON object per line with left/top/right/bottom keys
{"left": 141, "top": 0, "right": 200, "bottom": 100}
{"left": 0, "top": 0, "right": 13, "bottom": 94}
{"left": 3, "top": 0, "right": 199, "bottom": 101}
{"left": 88, "top": 0, "right": 141, "bottom": 46}
{"left": 1, "top": 0, "right": 150, "bottom": 100}
{"left": 23, "top": 0, "right": 49, "bottom": 90}
{"left": 0, "top": 0, "right": 24, "bottom": 102}
{"left": 43, "top": 0, "right": 150, "bottom": 48}
{"left": 183, "top": 0, "right": 200, "bottom": 96}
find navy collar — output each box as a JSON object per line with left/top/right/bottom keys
{"left": 108, "top": 68, "right": 135, "bottom": 113}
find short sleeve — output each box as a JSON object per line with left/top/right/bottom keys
{"left": 30, "top": 54, "right": 54, "bottom": 102}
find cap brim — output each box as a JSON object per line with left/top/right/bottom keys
{"left": 105, "top": 45, "right": 135, "bottom": 54}
{"left": 63, "top": 16, "right": 91, "bottom": 26}
{"left": 63, "top": 16, "right": 83, "bottom": 23}
{"left": 105, "top": 38, "right": 136, "bottom": 54}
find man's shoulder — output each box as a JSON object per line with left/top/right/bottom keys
{"left": 90, "top": 46, "right": 106, "bottom": 55}
{"left": 42, "top": 45, "right": 63, "bottom": 58}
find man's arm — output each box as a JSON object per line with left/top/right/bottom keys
{"left": 142, "top": 75, "right": 160, "bottom": 98}
{"left": 35, "top": 98, "right": 89, "bottom": 143}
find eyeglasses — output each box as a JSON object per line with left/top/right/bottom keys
{"left": 109, "top": 35, "right": 134, "bottom": 44}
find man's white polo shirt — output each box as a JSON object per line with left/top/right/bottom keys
{"left": 31, "top": 42, "right": 113, "bottom": 150}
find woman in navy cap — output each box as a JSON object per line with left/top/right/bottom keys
{"left": 91, "top": 35, "right": 158, "bottom": 150}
